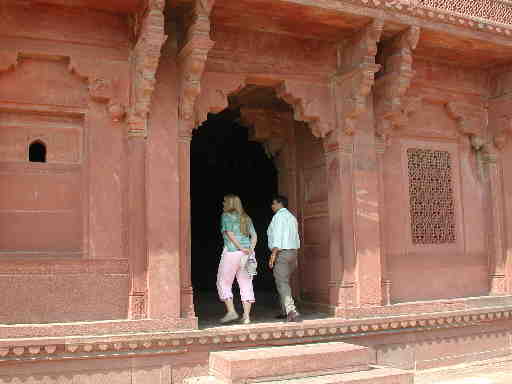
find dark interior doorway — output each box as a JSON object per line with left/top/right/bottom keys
{"left": 191, "top": 109, "right": 279, "bottom": 325}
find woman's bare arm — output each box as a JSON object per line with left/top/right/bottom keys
{"left": 224, "top": 231, "right": 250, "bottom": 253}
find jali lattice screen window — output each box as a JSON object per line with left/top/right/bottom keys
{"left": 406, "top": 148, "right": 456, "bottom": 245}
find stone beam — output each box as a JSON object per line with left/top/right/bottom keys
{"left": 374, "top": 26, "right": 421, "bottom": 142}
{"left": 127, "top": 0, "right": 168, "bottom": 136}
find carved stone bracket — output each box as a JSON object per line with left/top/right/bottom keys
{"left": 491, "top": 116, "right": 512, "bottom": 150}
{"left": 177, "top": 0, "right": 216, "bottom": 132}
{"left": 446, "top": 101, "right": 487, "bottom": 139}
{"left": 333, "top": 19, "right": 384, "bottom": 135}
{"left": 127, "top": 0, "right": 167, "bottom": 136}
{"left": 240, "top": 108, "right": 294, "bottom": 157}
{"left": 374, "top": 26, "right": 421, "bottom": 142}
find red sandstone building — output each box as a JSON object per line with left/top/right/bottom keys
{"left": 2, "top": 0, "right": 512, "bottom": 383}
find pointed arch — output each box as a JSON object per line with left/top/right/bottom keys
{"left": 193, "top": 72, "right": 336, "bottom": 138}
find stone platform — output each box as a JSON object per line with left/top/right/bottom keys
{"left": 2, "top": 297, "right": 512, "bottom": 383}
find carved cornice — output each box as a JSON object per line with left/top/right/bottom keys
{"left": 2, "top": 306, "right": 512, "bottom": 363}
{"left": 374, "top": 27, "right": 421, "bottom": 141}
{"left": 127, "top": 0, "right": 168, "bottom": 136}
{"left": 446, "top": 101, "right": 488, "bottom": 138}
{"left": 324, "top": 0, "right": 512, "bottom": 39}
{"left": 177, "top": 0, "right": 216, "bottom": 130}
{"left": 332, "top": 19, "right": 383, "bottom": 135}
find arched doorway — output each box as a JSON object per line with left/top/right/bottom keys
{"left": 190, "top": 86, "right": 331, "bottom": 326}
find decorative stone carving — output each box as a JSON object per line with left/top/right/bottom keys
{"left": 407, "top": 148, "right": 456, "bottom": 245}
{"left": 88, "top": 77, "right": 112, "bottom": 101}
{"left": 240, "top": 108, "right": 294, "bottom": 157}
{"left": 332, "top": 19, "right": 383, "bottom": 135}
{"left": 194, "top": 73, "right": 335, "bottom": 138}
{"left": 2, "top": 306, "right": 512, "bottom": 362}
{"left": 491, "top": 116, "right": 512, "bottom": 150}
{"left": 341, "top": 0, "right": 512, "bottom": 38}
{"left": 129, "top": 292, "right": 147, "bottom": 320}
{"left": 177, "top": 0, "right": 216, "bottom": 129}
{"left": 276, "top": 80, "right": 335, "bottom": 138}
{"left": 446, "top": 101, "right": 487, "bottom": 138}
{"left": 126, "top": 0, "right": 167, "bottom": 135}
{"left": 375, "top": 27, "right": 421, "bottom": 142}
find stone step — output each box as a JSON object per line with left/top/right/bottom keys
{"left": 263, "top": 367, "right": 413, "bottom": 384}
{"left": 209, "top": 342, "right": 370, "bottom": 384}
{"left": 185, "top": 367, "right": 412, "bottom": 384}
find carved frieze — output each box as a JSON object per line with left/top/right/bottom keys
{"left": 332, "top": 19, "right": 383, "bottom": 135}
{"left": 374, "top": 27, "right": 421, "bottom": 141}
{"left": 2, "top": 306, "right": 511, "bottom": 363}
{"left": 127, "top": 0, "right": 167, "bottom": 135}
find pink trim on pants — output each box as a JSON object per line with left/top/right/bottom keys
{"left": 217, "top": 249, "right": 255, "bottom": 303}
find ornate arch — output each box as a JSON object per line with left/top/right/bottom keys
{"left": 192, "top": 72, "right": 336, "bottom": 138}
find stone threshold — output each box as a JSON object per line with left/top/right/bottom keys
{"left": 1, "top": 301, "right": 512, "bottom": 364}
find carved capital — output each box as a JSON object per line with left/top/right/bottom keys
{"left": 375, "top": 27, "right": 421, "bottom": 139}
{"left": 446, "top": 102, "right": 487, "bottom": 137}
{"left": 127, "top": 0, "right": 167, "bottom": 136}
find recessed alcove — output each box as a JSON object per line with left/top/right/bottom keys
{"left": 29, "top": 140, "right": 47, "bottom": 163}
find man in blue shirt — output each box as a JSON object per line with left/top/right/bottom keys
{"left": 267, "top": 195, "right": 301, "bottom": 322}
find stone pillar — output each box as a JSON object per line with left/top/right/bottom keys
{"left": 324, "top": 131, "right": 358, "bottom": 313}
{"left": 484, "top": 148, "right": 507, "bottom": 295}
{"left": 326, "top": 19, "right": 384, "bottom": 315}
{"left": 376, "top": 137, "right": 391, "bottom": 306}
{"left": 127, "top": 135, "right": 148, "bottom": 319}
{"left": 178, "top": 128, "right": 195, "bottom": 319}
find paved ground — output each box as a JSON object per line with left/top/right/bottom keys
{"left": 195, "top": 290, "right": 328, "bottom": 328}
{"left": 415, "top": 357, "right": 512, "bottom": 384}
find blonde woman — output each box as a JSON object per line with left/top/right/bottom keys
{"left": 217, "top": 194, "right": 257, "bottom": 324}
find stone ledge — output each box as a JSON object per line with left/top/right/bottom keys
{"left": 1, "top": 304, "right": 512, "bottom": 364}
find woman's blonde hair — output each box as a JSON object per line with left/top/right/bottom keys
{"left": 223, "top": 194, "right": 252, "bottom": 236}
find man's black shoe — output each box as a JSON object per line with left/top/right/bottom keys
{"left": 286, "top": 310, "right": 302, "bottom": 322}
{"left": 275, "top": 313, "right": 287, "bottom": 320}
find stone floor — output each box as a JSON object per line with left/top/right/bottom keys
{"left": 415, "top": 357, "right": 512, "bottom": 384}
{"left": 195, "top": 290, "right": 329, "bottom": 328}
